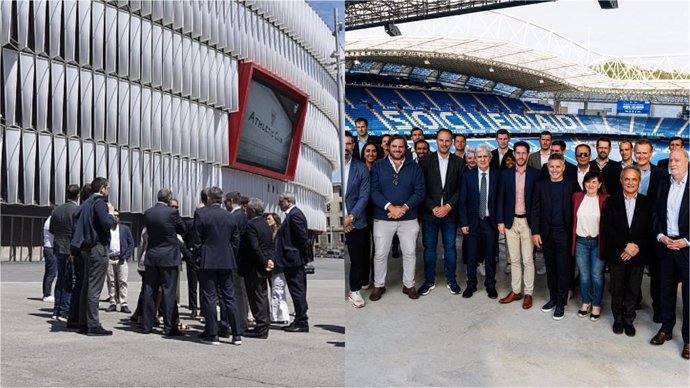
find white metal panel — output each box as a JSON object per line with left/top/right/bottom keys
{"left": 142, "top": 151, "right": 153, "bottom": 210}
{"left": 104, "top": 6, "right": 117, "bottom": 74}
{"left": 4, "top": 129, "right": 21, "bottom": 203}
{"left": 162, "top": 28, "right": 173, "bottom": 91}
{"left": 118, "top": 81, "right": 130, "bottom": 144}
{"left": 64, "top": 1, "right": 77, "bottom": 62}
{"left": 190, "top": 41, "right": 200, "bottom": 99}
{"left": 92, "top": 73, "right": 105, "bottom": 141}
{"left": 77, "top": 0, "right": 91, "bottom": 66}
{"left": 131, "top": 149, "right": 143, "bottom": 213}
{"left": 22, "top": 130, "right": 37, "bottom": 204}
{"left": 220, "top": 114, "right": 229, "bottom": 165}
{"left": 189, "top": 102, "right": 199, "bottom": 159}
{"left": 197, "top": 105, "right": 207, "bottom": 161}
{"left": 152, "top": 0, "right": 163, "bottom": 22}
{"left": 215, "top": 51, "right": 225, "bottom": 109}
{"left": 16, "top": 0, "right": 30, "bottom": 50}
{"left": 129, "top": 16, "right": 141, "bottom": 81}
{"left": 181, "top": 36, "right": 191, "bottom": 97}
{"left": 105, "top": 76, "right": 118, "bottom": 143}
{"left": 192, "top": 0, "right": 202, "bottom": 39}
{"left": 162, "top": 0, "right": 174, "bottom": 26}
{"left": 65, "top": 65, "right": 79, "bottom": 137}
{"left": 152, "top": 153, "right": 162, "bottom": 195}
{"left": 92, "top": 2, "right": 105, "bottom": 70}
{"left": 162, "top": 154, "right": 172, "bottom": 192}
{"left": 19, "top": 53, "right": 34, "bottom": 129}
{"left": 35, "top": 58, "right": 50, "bottom": 132}
{"left": 119, "top": 147, "right": 131, "bottom": 212}
{"left": 171, "top": 96, "right": 181, "bottom": 156}
{"left": 129, "top": 84, "right": 141, "bottom": 148}
{"left": 198, "top": 45, "right": 208, "bottom": 103}
{"left": 151, "top": 25, "right": 162, "bottom": 88}
{"left": 172, "top": 33, "right": 182, "bottom": 94}
{"left": 207, "top": 49, "right": 216, "bottom": 106}
{"left": 53, "top": 136, "right": 67, "bottom": 204}
{"left": 50, "top": 62, "right": 65, "bottom": 134}
{"left": 173, "top": 1, "right": 183, "bottom": 30}
{"left": 214, "top": 109, "right": 222, "bottom": 164}
{"left": 107, "top": 144, "right": 119, "bottom": 207}
{"left": 141, "top": 20, "right": 152, "bottom": 84}
{"left": 117, "top": 10, "right": 130, "bottom": 77}
{"left": 34, "top": 0, "right": 47, "bottom": 54}
{"left": 68, "top": 138, "right": 81, "bottom": 186}
{"left": 140, "top": 0, "right": 151, "bottom": 17}
{"left": 140, "top": 87, "right": 151, "bottom": 149}
{"left": 130, "top": 0, "right": 141, "bottom": 12}
{"left": 180, "top": 99, "right": 190, "bottom": 157}
{"left": 95, "top": 143, "right": 107, "bottom": 179}
{"left": 82, "top": 140, "right": 95, "bottom": 184}
{"left": 182, "top": 0, "right": 193, "bottom": 34}
{"left": 151, "top": 90, "right": 162, "bottom": 152}
{"left": 161, "top": 93, "right": 172, "bottom": 154}
{"left": 47, "top": 1, "right": 61, "bottom": 58}
{"left": 0, "top": 1, "right": 11, "bottom": 46}
{"left": 79, "top": 70, "right": 93, "bottom": 139}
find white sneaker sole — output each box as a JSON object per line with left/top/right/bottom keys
{"left": 420, "top": 284, "right": 436, "bottom": 296}
{"left": 348, "top": 297, "right": 365, "bottom": 308}
{"left": 446, "top": 284, "right": 460, "bottom": 295}
{"left": 553, "top": 314, "right": 564, "bottom": 321}
{"left": 541, "top": 306, "right": 555, "bottom": 313}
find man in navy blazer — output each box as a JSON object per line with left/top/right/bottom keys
{"left": 142, "top": 188, "right": 186, "bottom": 336}
{"left": 459, "top": 144, "right": 499, "bottom": 299}
{"left": 352, "top": 117, "right": 380, "bottom": 161}
{"left": 497, "top": 141, "right": 540, "bottom": 309}
{"left": 343, "top": 132, "right": 371, "bottom": 308}
{"left": 650, "top": 149, "right": 690, "bottom": 359}
{"left": 194, "top": 187, "right": 242, "bottom": 345}
{"left": 418, "top": 129, "right": 466, "bottom": 296}
{"left": 276, "top": 191, "right": 311, "bottom": 332}
{"left": 225, "top": 191, "right": 250, "bottom": 334}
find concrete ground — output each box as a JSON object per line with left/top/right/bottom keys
{"left": 344, "top": 239, "right": 689, "bottom": 387}
{"left": 1, "top": 258, "right": 344, "bottom": 387}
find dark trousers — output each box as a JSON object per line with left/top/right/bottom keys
{"left": 42, "top": 247, "right": 57, "bottom": 297}
{"left": 610, "top": 263, "right": 644, "bottom": 325}
{"left": 53, "top": 252, "right": 73, "bottom": 319}
{"left": 465, "top": 218, "right": 497, "bottom": 289}
{"left": 244, "top": 271, "right": 270, "bottom": 333}
{"left": 142, "top": 265, "right": 178, "bottom": 334}
{"left": 542, "top": 229, "right": 571, "bottom": 307}
{"left": 284, "top": 265, "right": 308, "bottom": 325}
{"left": 199, "top": 269, "right": 242, "bottom": 337}
{"left": 186, "top": 261, "right": 199, "bottom": 313}
{"left": 346, "top": 226, "right": 370, "bottom": 292}
{"left": 660, "top": 246, "right": 689, "bottom": 344}
{"left": 67, "top": 255, "right": 85, "bottom": 326}
{"left": 78, "top": 243, "right": 109, "bottom": 330}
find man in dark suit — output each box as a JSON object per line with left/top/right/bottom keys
{"left": 459, "top": 144, "right": 499, "bottom": 299}
{"left": 490, "top": 128, "right": 513, "bottom": 169}
{"left": 105, "top": 211, "right": 135, "bottom": 313}
{"left": 225, "top": 191, "right": 249, "bottom": 333}
{"left": 66, "top": 184, "right": 93, "bottom": 330}
{"left": 539, "top": 140, "right": 578, "bottom": 182}
{"left": 531, "top": 154, "right": 580, "bottom": 320}
{"left": 194, "top": 187, "right": 242, "bottom": 345}
{"left": 657, "top": 136, "right": 684, "bottom": 171}
{"left": 352, "top": 117, "right": 380, "bottom": 161}
{"left": 602, "top": 165, "right": 653, "bottom": 337}
{"left": 343, "top": 132, "right": 371, "bottom": 308}
{"left": 142, "top": 188, "right": 186, "bottom": 336}
{"left": 575, "top": 143, "right": 599, "bottom": 190}
{"left": 418, "top": 129, "right": 465, "bottom": 296}
{"left": 497, "top": 141, "right": 540, "bottom": 309}
{"left": 50, "top": 184, "right": 80, "bottom": 322}
{"left": 276, "top": 191, "right": 311, "bottom": 332}
{"left": 238, "top": 198, "right": 275, "bottom": 339}
{"left": 590, "top": 137, "right": 621, "bottom": 196}
{"left": 651, "top": 150, "right": 690, "bottom": 359}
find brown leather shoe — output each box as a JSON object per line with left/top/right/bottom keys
{"left": 402, "top": 286, "right": 420, "bottom": 300}
{"left": 499, "top": 291, "right": 522, "bottom": 304}
{"left": 369, "top": 287, "right": 386, "bottom": 301}
{"left": 522, "top": 294, "right": 533, "bottom": 309}
{"left": 650, "top": 330, "right": 672, "bottom": 345}
{"left": 683, "top": 344, "right": 689, "bottom": 360}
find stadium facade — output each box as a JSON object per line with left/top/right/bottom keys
{"left": 1, "top": 0, "right": 339, "bottom": 259}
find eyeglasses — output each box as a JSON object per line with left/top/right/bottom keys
{"left": 392, "top": 173, "right": 399, "bottom": 186}
{"left": 576, "top": 153, "right": 589, "bottom": 157}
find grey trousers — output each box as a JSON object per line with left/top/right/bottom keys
{"left": 79, "top": 243, "right": 109, "bottom": 330}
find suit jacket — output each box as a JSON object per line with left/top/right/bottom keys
{"left": 642, "top": 164, "right": 668, "bottom": 202}
{"left": 118, "top": 224, "right": 135, "bottom": 259}
{"left": 50, "top": 201, "right": 79, "bottom": 255}
{"left": 352, "top": 134, "right": 380, "bottom": 161}
{"left": 657, "top": 158, "right": 669, "bottom": 171}
{"left": 194, "top": 204, "right": 240, "bottom": 270}
{"left": 528, "top": 151, "right": 547, "bottom": 170}
{"left": 540, "top": 160, "right": 578, "bottom": 183}
{"left": 571, "top": 192, "right": 608, "bottom": 256}
{"left": 419, "top": 152, "right": 465, "bottom": 222}
{"left": 653, "top": 174, "right": 689, "bottom": 241}
{"left": 276, "top": 206, "right": 310, "bottom": 268}
{"left": 491, "top": 148, "right": 513, "bottom": 169}
{"left": 591, "top": 159, "right": 623, "bottom": 197}
{"left": 459, "top": 167, "right": 499, "bottom": 230}
{"left": 344, "top": 157, "right": 370, "bottom": 229}
{"left": 497, "top": 166, "right": 540, "bottom": 229}
{"left": 144, "top": 202, "right": 186, "bottom": 267}
{"left": 229, "top": 207, "right": 248, "bottom": 257}
{"left": 530, "top": 179, "right": 580, "bottom": 240}
{"left": 238, "top": 216, "right": 275, "bottom": 278}
{"left": 601, "top": 193, "right": 653, "bottom": 266}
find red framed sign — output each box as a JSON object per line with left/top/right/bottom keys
{"left": 228, "top": 61, "right": 309, "bottom": 181}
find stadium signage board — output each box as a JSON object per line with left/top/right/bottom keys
{"left": 617, "top": 101, "right": 650, "bottom": 114}
{"left": 229, "top": 61, "right": 309, "bottom": 181}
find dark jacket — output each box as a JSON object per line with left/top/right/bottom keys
{"left": 590, "top": 159, "right": 622, "bottom": 196}
{"left": 344, "top": 157, "right": 370, "bottom": 229}
{"left": 490, "top": 148, "right": 513, "bottom": 169}
{"left": 238, "top": 216, "right": 275, "bottom": 278}
{"left": 50, "top": 200, "right": 78, "bottom": 255}
{"left": 194, "top": 204, "right": 240, "bottom": 270}
{"left": 370, "top": 156, "right": 426, "bottom": 221}
{"left": 497, "top": 166, "right": 540, "bottom": 229}
{"left": 459, "top": 167, "right": 499, "bottom": 230}
{"left": 352, "top": 134, "right": 380, "bottom": 161}
{"left": 640, "top": 164, "right": 668, "bottom": 202}
{"left": 229, "top": 207, "right": 248, "bottom": 258}
{"left": 653, "top": 174, "right": 689, "bottom": 241}
{"left": 144, "top": 202, "right": 186, "bottom": 267}
{"left": 118, "top": 224, "right": 135, "bottom": 259}
{"left": 70, "top": 194, "right": 114, "bottom": 255}
{"left": 275, "top": 206, "right": 310, "bottom": 268}
{"left": 419, "top": 151, "right": 465, "bottom": 222}
{"left": 601, "top": 193, "right": 653, "bottom": 266}
{"left": 530, "top": 179, "right": 580, "bottom": 240}
{"left": 540, "top": 160, "right": 578, "bottom": 183}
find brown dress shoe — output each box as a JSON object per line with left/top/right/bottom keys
{"left": 683, "top": 344, "right": 689, "bottom": 359}
{"left": 522, "top": 295, "right": 533, "bottom": 309}
{"left": 650, "top": 330, "right": 672, "bottom": 345}
{"left": 499, "top": 292, "right": 522, "bottom": 304}
{"left": 369, "top": 287, "right": 386, "bottom": 301}
{"left": 402, "top": 286, "right": 420, "bottom": 300}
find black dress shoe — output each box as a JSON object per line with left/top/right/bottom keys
{"left": 164, "top": 329, "right": 187, "bottom": 337}
{"left": 462, "top": 287, "right": 477, "bottom": 298}
{"left": 243, "top": 331, "right": 269, "bottom": 339}
{"left": 87, "top": 327, "right": 113, "bottom": 336}
{"left": 487, "top": 288, "right": 498, "bottom": 299}
{"left": 120, "top": 305, "right": 132, "bottom": 314}
{"left": 650, "top": 330, "right": 673, "bottom": 345}
{"left": 283, "top": 323, "right": 309, "bottom": 333}
{"left": 77, "top": 326, "right": 88, "bottom": 335}
{"left": 106, "top": 304, "right": 117, "bottom": 312}
{"left": 612, "top": 322, "right": 625, "bottom": 334}
{"left": 625, "top": 324, "right": 636, "bottom": 337}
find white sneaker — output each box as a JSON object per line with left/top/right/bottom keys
{"left": 348, "top": 291, "right": 365, "bottom": 308}
{"left": 42, "top": 296, "right": 54, "bottom": 303}
{"left": 361, "top": 284, "right": 371, "bottom": 290}
{"left": 478, "top": 263, "right": 486, "bottom": 277}
{"left": 57, "top": 316, "right": 67, "bottom": 322}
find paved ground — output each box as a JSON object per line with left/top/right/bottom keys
{"left": 1, "top": 258, "right": 344, "bottom": 387}
{"left": 344, "top": 239, "right": 690, "bottom": 387}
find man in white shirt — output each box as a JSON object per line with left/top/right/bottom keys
{"left": 105, "top": 211, "right": 134, "bottom": 313}
{"left": 42, "top": 216, "right": 56, "bottom": 303}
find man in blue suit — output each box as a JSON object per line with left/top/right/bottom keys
{"left": 497, "top": 141, "right": 540, "bottom": 309}
{"left": 195, "top": 187, "right": 242, "bottom": 345}
{"left": 343, "top": 132, "right": 371, "bottom": 308}
{"left": 276, "top": 191, "right": 311, "bottom": 332}
{"left": 459, "top": 144, "right": 499, "bottom": 299}
{"left": 142, "top": 188, "right": 187, "bottom": 336}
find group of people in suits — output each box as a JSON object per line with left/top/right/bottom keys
{"left": 345, "top": 117, "right": 689, "bottom": 360}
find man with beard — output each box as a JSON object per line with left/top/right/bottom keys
{"left": 528, "top": 131, "right": 552, "bottom": 170}
{"left": 591, "top": 137, "right": 622, "bottom": 196}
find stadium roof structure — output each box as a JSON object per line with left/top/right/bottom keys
{"left": 346, "top": 36, "right": 690, "bottom": 98}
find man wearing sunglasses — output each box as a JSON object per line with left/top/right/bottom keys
{"left": 369, "top": 134, "right": 426, "bottom": 301}
{"left": 575, "top": 144, "right": 599, "bottom": 190}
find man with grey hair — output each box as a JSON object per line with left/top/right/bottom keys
{"left": 142, "top": 188, "right": 187, "bottom": 336}
{"left": 276, "top": 191, "right": 310, "bottom": 332}
{"left": 238, "top": 198, "right": 275, "bottom": 338}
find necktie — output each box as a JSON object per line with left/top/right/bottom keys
{"left": 480, "top": 172, "right": 487, "bottom": 219}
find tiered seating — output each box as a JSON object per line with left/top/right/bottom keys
{"left": 369, "top": 88, "right": 409, "bottom": 108}
{"left": 398, "top": 89, "right": 437, "bottom": 110}
{"left": 426, "top": 91, "right": 466, "bottom": 111}
{"left": 526, "top": 101, "right": 554, "bottom": 111}
{"left": 474, "top": 93, "right": 512, "bottom": 113}
{"left": 345, "top": 87, "right": 373, "bottom": 105}
{"left": 656, "top": 118, "right": 685, "bottom": 136}
{"left": 496, "top": 95, "right": 527, "bottom": 113}
{"left": 452, "top": 93, "right": 485, "bottom": 112}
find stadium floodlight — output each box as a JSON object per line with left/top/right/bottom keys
{"left": 354, "top": 58, "right": 361, "bottom": 65}
{"left": 489, "top": 67, "right": 495, "bottom": 72}
{"left": 424, "top": 58, "right": 430, "bottom": 65}
{"left": 598, "top": 0, "right": 618, "bottom": 9}
{"left": 539, "top": 79, "right": 544, "bottom": 84}
{"left": 385, "top": 23, "right": 402, "bottom": 36}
